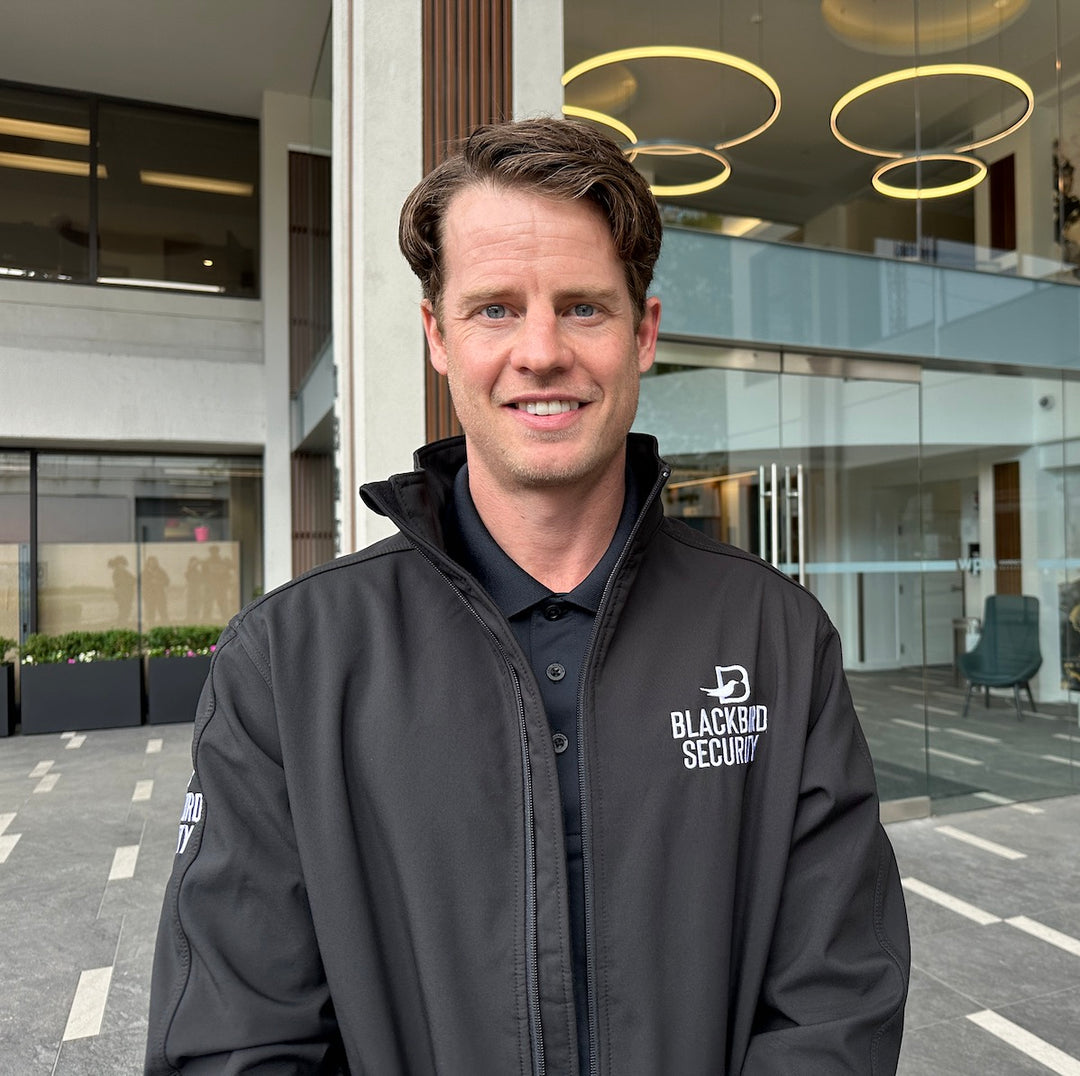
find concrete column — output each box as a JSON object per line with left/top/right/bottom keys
{"left": 261, "top": 90, "right": 313, "bottom": 590}
{"left": 513, "top": 0, "right": 564, "bottom": 119}
{"left": 333, "top": 0, "right": 426, "bottom": 553}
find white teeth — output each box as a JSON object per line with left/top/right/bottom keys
{"left": 518, "top": 400, "right": 580, "bottom": 416}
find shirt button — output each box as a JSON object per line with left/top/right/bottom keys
{"left": 552, "top": 732, "right": 569, "bottom": 754}
{"left": 546, "top": 662, "right": 566, "bottom": 682}
{"left": 543, "top": 604, "right": 563, "bottom": 621}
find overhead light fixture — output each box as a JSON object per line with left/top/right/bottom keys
{"left": 562, "top": 45, "right": 781, "bottom": 198}
{"left": 830, "top": 63, "right": 1033, "bottom": 198}
{"left": 872, "top": 153, "right": 988, "bottom": 199}
{"left": 562, "top": 105, "right": 638, "bottom": 146}
{"left": 626, "top": 142, "right": 732, "bottom": 197}
{"left": 0, "top": 116, "right": 90, "bottom": 145}
{"left": 139, "top": 170, "right": 254, "bottom": 197}
{"left": 0, "top": 150, "right": 106, "bottom": 178}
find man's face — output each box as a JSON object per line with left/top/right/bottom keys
{"left": 421, "top": 184, "right": 660, "bottom": 500}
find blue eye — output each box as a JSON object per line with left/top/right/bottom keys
{"left": 482, "top": 304, "right": 507, "bottom": 319}
{"left": 572, "top": 303, "right": 596, "bottom": 317}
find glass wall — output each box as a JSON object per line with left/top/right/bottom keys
{"left": 0, "top": 80, "right": 258, "bottom": 296}
{"left": 637, "top": 346, "right": 1080, "bottom": 811}
{"left": 563, "top": 0, "right": 1080, "bottom": 288}
{"left": 0, "top": 452, "right": 30, "bottom": 646}
{"left": 0, "top": 452, "right": 262, "bottom": 641}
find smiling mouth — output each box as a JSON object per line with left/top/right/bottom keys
{"left": 515, "top": 400, "right": 581, "bottom": 416}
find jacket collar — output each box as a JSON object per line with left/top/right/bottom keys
{"left": 360, "top": 432, "right": 671, "bottom": 557}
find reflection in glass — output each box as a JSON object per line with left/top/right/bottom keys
{"left": 96, "top": 104, "right": 259, "bottom": 297}
{"left": 0, "top": 85, "right": 91, "bottom": 283}
{"left": 36, "top": 454, "right": 261, "bottom": 635}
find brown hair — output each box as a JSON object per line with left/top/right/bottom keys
{"left": 399, "top": 117, "right": 662, "bottom": 320}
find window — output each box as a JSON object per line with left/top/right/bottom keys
{"left": 0, "top": 81, "right": 259, "bottom": 297}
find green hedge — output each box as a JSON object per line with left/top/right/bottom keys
{"left": 19, "top": 626, "right": 223, "bottom": 665}
{"left": 0, "top": 636, "right": 15, "bottom": 663}
{"left": 143, "top": 625, "right": 222, "bottom": 658}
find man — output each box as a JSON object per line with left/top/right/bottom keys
{"left": 146, "top": 117, "right": 909, "bottom": 1075}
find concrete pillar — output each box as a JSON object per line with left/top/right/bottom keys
{"left": 333, "top": 0, "right": 426, "bottom": 552}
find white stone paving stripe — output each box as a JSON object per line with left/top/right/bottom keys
{"left": 1041, "top": 754, "right": 1080, "bottom": 767}
{"left": 925, "top": 705, "right": 958, "bottom": 717}
{"left": 62, "top": 966, "right": 113, "bottom": 1041}
{"left": 0, "top": 833, "right": 21, "bottom": 863}
{"left": 891, "top": 685, "right": 923, "bottom": 695}
{"left": 974, "top": 792, "right": 1013, "bottom": 806}
{"left": 28, "top": 760, "right": 53, "bottom": 778}
{"left": 33, "top": 773, "right": 60, "bottom": 794}
{"left": 65, "top": 734, "right": 86, "bottom": 750}
{"left": 1012, "top": 802, "right": 1044, "bottom": 814}
{"left": 935, "top": 824, "right": 1026, "bottom": 860}
{"left": 901, "top": 877, "right": 1001, "bottom": 925}
{"left": 1007, "top": 916, "right": 1080, "bottom": 958}
{"left": 146, "top": 738, "right": 163, "bottom": 754}
{"left": 59, "top": 731, "right": 75, "bottom": 739}
{"left": 942, "top": 727, "right": 1001, "bottom": 744}
{"left": 927, "top": 747, "right": 983, "bottom": 766}
{"left": 0, "top": 812, "right": 15, "bottom": 835}
{"left": 896, "top": 716, "right": 937, "bottom": 731}
{"left": 132, "top": 779, "right": 154, "bottom": 802}
{"left": 967, "top": 1010, "right": 1080, "bottom": 1076}
{"left": 108, "top": 845, "right": 139, "bottom": 881}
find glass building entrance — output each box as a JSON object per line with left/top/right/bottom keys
{"left": 637, "top": 343, "right": 1080, "bottom": 814}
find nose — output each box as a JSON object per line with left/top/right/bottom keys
{"left": 510, "top": 309, "right": 573, "bottom": 376}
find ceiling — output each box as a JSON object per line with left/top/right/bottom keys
{"left": 0, "top": 0, "right": 331, "bottom": 118}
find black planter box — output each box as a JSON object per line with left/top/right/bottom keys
{"left": 146, "top": 655, "right": 211, "bottom": 725}
{"left": 0, "top": 664, "right": 13, "bottom": 736}
{"left": 20, "top": 658, "right": 143, "bottom": 734}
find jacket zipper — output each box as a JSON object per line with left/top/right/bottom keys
{"left": 411, "top": 549, "right": 546, "bottom": 1076}
{"left": 577, "top": 465, "right": 671, "bottom": 1076}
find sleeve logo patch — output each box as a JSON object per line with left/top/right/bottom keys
{"left": 669, "top": 663, "right": 768, "bottom": 770}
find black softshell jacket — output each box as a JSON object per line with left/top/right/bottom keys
{"left": 146, "top": 434, "right": 910, "bottom": 1076}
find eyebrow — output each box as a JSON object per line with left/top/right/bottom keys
{"left": 455, "top": 285, "right": 625, "bottom": 309}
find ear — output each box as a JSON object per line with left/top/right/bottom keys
{"left": 421, "top": 299, "right": 448, "bottom": 375}
{"left": 635, "top": 296, "right": 661, "bottom": 374}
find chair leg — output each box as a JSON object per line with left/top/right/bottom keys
{"left": 984, "top": 686, "right": 990, "bottom": 709}
{"left": 1012, "top": 684, "right": 1024, "bottom": 721}
{"left": 962, "top": 682, "right": 974, "bottom": 717}
{"left": 1022, "top": 681, "right": 1036, "bottom": 714}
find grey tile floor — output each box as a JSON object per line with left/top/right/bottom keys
{"left": 1, "top": 717, "right": 1079, "bottom": 1074}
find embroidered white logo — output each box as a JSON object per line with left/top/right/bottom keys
{"left": 700, "top": 664, "right": 750, "bottom": 702}
{"left": 669, "top": 663, "right": 768, "bottom": 770}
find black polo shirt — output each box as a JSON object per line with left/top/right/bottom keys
{"left": 449, "top": 463, "right": 638, "bottom": 1069}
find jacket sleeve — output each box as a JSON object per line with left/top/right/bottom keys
{"left": 741, "top": 625, "right": 910, "bottom": 1076}
{"left": 144, "top": 625, "right": 344, "bottom": 1075}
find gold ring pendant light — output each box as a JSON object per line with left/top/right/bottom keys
{"left": 831, "top": 63, "right": 1034, "bottom": 199}
{"left": 562, "top": 46, "right": 782, "bottom": 197}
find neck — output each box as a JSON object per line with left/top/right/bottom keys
{"left": 468, "top": 462, "right": 627, "bottom": 593}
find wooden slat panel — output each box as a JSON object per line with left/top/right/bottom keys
{"left": 421, "top": 0, "right": 512, "bottom": 441}
{"left": 291, "top": 451, "right": 336, "bottom": 576}
{"left": 993, "top": 460, "right": 1022, "bottom": 596}
{"left": 289, "top": 151, "right": 332, "bottom": 393}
